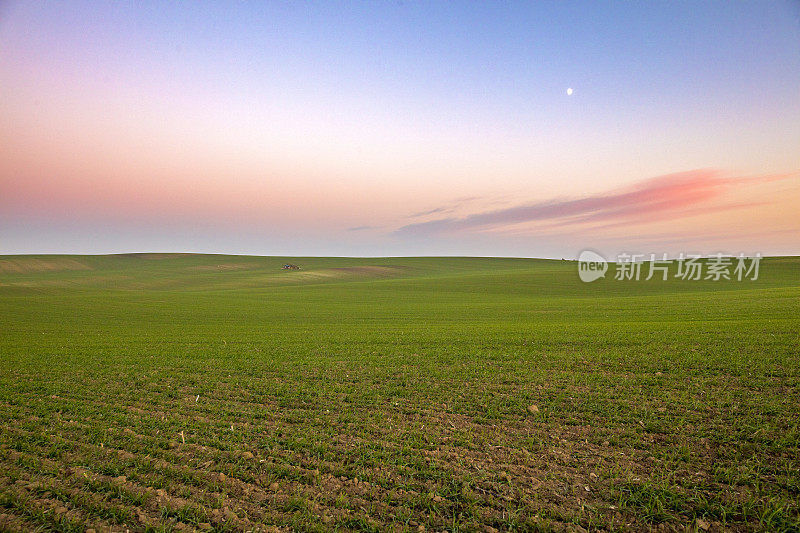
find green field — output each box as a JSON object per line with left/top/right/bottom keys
{"left": 1, "top": 254, "right": 798, "bottom": 532}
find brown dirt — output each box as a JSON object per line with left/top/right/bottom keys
{"left": 0, "top": 258, "right": 91, "bottom": 274}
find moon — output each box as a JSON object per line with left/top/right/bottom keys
{"left": 567, "top": 87, "right": 573, "bottom": 96}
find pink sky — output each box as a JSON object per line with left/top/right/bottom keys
{"left": 1, "top": 2, "right": 799, "bottom": 257}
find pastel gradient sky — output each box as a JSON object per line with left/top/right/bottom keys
{"left": 2, "top": 1, "right": 799, "bottom": 257}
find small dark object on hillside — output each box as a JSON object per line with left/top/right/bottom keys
{"left": 282, "top": 264, "right": 301, "bottom": 270}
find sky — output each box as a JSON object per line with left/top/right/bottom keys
{"left": 1, "top": 1, "right": 799, "bottom": 258}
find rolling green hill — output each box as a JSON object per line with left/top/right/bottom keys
{"left": 1, "top": 255, "right": 798, "bottom": 531}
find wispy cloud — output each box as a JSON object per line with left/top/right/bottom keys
{"left": 347, "top": 225, "right": 378, "bottom": 232}
{"left": 407, "top": 196, "right": 485, "bottom": 218}
{"left": 409, "top": 207, "right": 447, "bottom": 218}
{"left": 394, "top": 170, "right": 793, "bottom": 237}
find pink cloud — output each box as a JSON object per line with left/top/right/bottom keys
{"left": 394, "top": 169, "right": 795, "bottom": 237}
